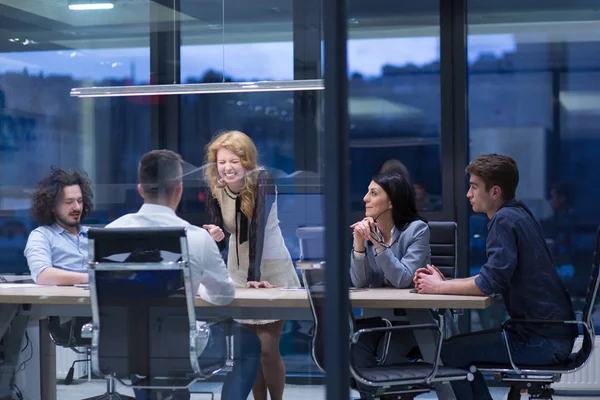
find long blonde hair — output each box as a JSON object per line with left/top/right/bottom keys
{"left": 205, "top": 130, "right": 259, "bottom": 219}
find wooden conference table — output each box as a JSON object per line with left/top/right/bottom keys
{"left": 0, "top": 286, "right": 492, "bottom": 400}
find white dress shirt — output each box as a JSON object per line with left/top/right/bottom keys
{"left": 106, "top": 204, "right": 235, "bottom": 306}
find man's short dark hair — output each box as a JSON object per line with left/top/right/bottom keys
{"left": 138, "top": 150, "right": 183, "bottom": 202}
{"left": 31, "top": 167, "right": 94, "bottom": 226}
{"left": 466, "top": 154, "right": 519, "bottom": 201}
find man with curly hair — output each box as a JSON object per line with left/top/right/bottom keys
{"left": 24, "top": 167, "right": 94, "bottom": 285}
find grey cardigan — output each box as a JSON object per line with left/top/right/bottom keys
{"left": 350, "top": 220, "right": 431, "bottom": 288}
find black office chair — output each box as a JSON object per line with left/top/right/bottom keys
{"left": 428, "top": 222, "right": 461, "bottom": 338}
{"left": 296, "top": 226, "right": 393, "bottom": 366}
{"left": 302, "top": 267, "right": 474, "bottom": 399}
{"left": 428, "top": 221, "right": 457, "bottom": 279}
{"left": 47, "top": 317, "right": 93, "bottom": 385}
{"left": 472, "top": 226, "right": 600, "bottom": 400}
{"left": 297, "top": 223, "right": 459, "bottom": 368}
{"left": 83, "top": 227, "right": 232, "bottom": 400}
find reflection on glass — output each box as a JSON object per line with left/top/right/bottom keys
{"left": 346, "top": 0, "right": 442, "bottom": 213}
{"left": 2, "top": 0, "right": 321, "bottom": 394}
{"left": 467, "top": 0, "right": 600, "bottom": 331}
{"left": 177, "top": 0, "right": 325, "bottom": 389}
{"left": 0, "top": 0, "right": 153, "bottom": 276}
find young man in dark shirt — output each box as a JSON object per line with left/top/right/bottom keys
{"left": 415, "top": 154, "right": 577, "bottom": 400}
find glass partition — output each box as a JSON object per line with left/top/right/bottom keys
{"left": 0, "top": 0, "right": 154, "bottom": 275}
{"left": 466, "top": 0, "right": 600, "bottom": 332}
{"left": 0, "top": 0, "right": 327, "bottom": 398}
{"left": 347, "top": 0, "right": 443, "bottom": 216}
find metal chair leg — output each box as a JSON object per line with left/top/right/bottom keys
{"left": 81, "top": 377, "right": 135, "bottom": 400}
{"left": 64, "top": 357, "right": 90, "bottom": 385}
{"left": 507, "top": 385, "right": 522, "bottom": 400}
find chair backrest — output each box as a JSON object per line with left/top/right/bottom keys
{"left": 571, "top": 226, "right": 600, "bottom": 369}
{"left": 87, "top": 227, "right": 201, "bottom": 382}
{"left": 296, "top": 226, "right": 329, "bottom": 371}
{"left": 583, "top": 226, "right": 600, "bottom": 328}
{"left": 301, "top": 267, "right": 327, "bottom": 372}
{"left": 428, "top": 221, "right": 457, "bottom": 279}
{"left": 48, "top": 317, "right": 91, "bottom": 348}
{"left": 302, "top": 266, "right": 356, "bottom": 374}
{"left": 296, "top": 226, "right": 325, "bottom": 261}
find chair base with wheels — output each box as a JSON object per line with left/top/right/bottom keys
{"left": 505, "top": 382, "right": 554, "bottom": 400}
{"left": 359, "top": 390, "right": 428, "bottom": 400}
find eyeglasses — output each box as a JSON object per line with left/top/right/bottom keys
{"left": 370, "top": 225, "right": 389, "bottom": 249}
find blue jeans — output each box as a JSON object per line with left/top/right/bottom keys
{"left": 134, "top": 322, "right": 261, "bottom": 400}
{"left": 441, "top": 329, "right": 574, "bottom": 400}
{"left": 204, "top": 322, "right": 262, "bottom": 400}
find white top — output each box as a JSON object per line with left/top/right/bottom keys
{"left": 214, "top": 186, "right": 300, "bottom": 324}
{"left": 106, "top": 204, "right": 236, "bottom": 306}
{"left": 215, "top": 186, "right": 300, "bottom": 289}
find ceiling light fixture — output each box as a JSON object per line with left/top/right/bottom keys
{"left": 68, "top": 0, "right": 114, "bottom": 11}
{"left": 70, "top": 79, "right": 324, "bottom": 98}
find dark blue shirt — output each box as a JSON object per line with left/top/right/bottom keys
{"left": 474, "top": 200, "right": 577, "bottom": 340}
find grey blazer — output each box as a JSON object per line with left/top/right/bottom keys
{"left": 350, "top": 220, "right": 431, "bottom": 288}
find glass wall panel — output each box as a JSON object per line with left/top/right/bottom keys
{"left": 178, "top": 0, "right": 324, "bottom": 393}
{"left": 466, "top": 0, "right": 600, "bottom": 331}
{"left": 347, "top": 0, "right": 442, "bottom": 214}
{"left": 180, "top": 0, "right": 293, "bottom": 83}
{"left": 0, "top": 0, "right": 153, "bottom": 275}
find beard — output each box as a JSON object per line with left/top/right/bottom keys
{"left": 55, "top": 212, "right": 81, "bottom": 228}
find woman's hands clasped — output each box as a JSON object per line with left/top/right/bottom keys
{"left": 350, "top": 217, "right": 385, "bottom": 251}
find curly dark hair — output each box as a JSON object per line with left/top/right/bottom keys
{"left": 31, "top": 167, "right": 94, "bottom": 226}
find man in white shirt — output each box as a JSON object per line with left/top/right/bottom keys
{"left": 107, "top": 149, "right": 261, "bottom": 400}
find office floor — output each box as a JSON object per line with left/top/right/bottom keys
{"left": 56, "top": 379, "right": 597, "bottom": 399}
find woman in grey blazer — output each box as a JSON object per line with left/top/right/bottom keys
{"left": 350, "top": 172, "right": 431, "bottom": 375}
{"left": 350, "top": 173, "right": 430, "bottom": 289}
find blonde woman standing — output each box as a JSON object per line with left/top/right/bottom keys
{"left": 203, "top": 130, "right": 300, "bottom": 400}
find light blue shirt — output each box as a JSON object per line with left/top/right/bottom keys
{"left": 24, "top": 224, "right": 89, "bottom": 283}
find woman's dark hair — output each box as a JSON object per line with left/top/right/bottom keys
{"left": 31, "top": 167, "right": 94, "bottom": 226}
{"left": 372, "top": 172, "right": 424, "bottom": 229}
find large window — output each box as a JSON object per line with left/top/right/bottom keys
{"left": 10, "top": 0, "right": 600, "bottom": 397}
{"left": 466, "top": 0, "right": 600, "bottom": 330}
{"left": 177, "top": 0, "right": 322, "bottom": 380}
{"left": 347, "top": 0, "right": 443, "bottom": 216}
{"left": 0, "top": 1, "right": 154, "bottom": 274}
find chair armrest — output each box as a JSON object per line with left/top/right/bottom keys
{"left": 495, "top": 319, "right": 589, "bottom": 375}
{"left": 350, "top": 321, "right": 444, "bottom": 385}
{"left": 205, "top": 317, "right": 234, "bottom": 366}
{"left": 350, "top": 323, "right": 439, "bottom": 344}
{"left": 196, "top": 319, "right": 235, "bottom": 377}
{"left": 501, "top": 318, "right": 583, "bottom": 328}
{"left": 376, "top": 318, "right": 392, "bottom": 366}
